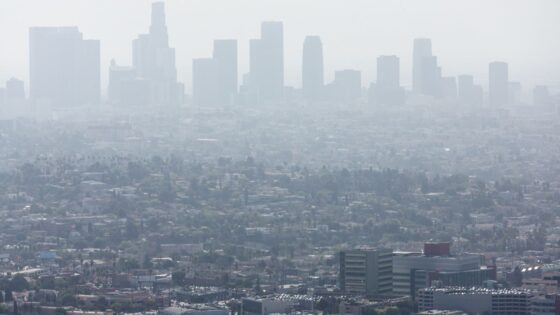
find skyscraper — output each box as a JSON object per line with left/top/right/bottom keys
{"left": 488, "top": 61, "right": 509, "bottom": 107}
{"left": 377, "top": 55, "right": 400, "bottom": 89}
{"left": 339, "top": 248, "right": 393, "bottom": 295}
{"left": 249, "top": 22, "right": 284, "bottom": 103}
{"left": 131, "top": 2, "right": 183, "bottom": 107}
{"left": 302, "top": 36, "right": 324, "bottom": 101}
{"left": 213, "top": 40, "right": 238, "bottom": 105}
{"left": 419, "top": 56, "right": 441, "bottom": 98}
{"left": 413, "top": 38, "right": 432, "bottom": 94}
{"left": 191, "top": 40, "right": 237, "bottom": 107}
{"left": 108, "top": 60, "right": 136, "bottom": 103}
{"left": 29, "top": 27, "right": 100, "bottom": 107}
{"left": 331, "top": 70, "right": 362, "bottom": 103}
{"left": 108, "top": 60, "right": 152, "bottom": 107}
{"left": 370, "top": 55, "right": 404, "bottom": 106}
{"left": 458, "top": 75, "right": 483, "bottom": 106}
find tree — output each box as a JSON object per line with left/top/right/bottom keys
{"left": 143, "top": 255, "right": 153, "bottom": 269}
{"left": 254, "top": 276, "right": 263, "bottom": 295}
{"left": 95, "top": 297, "right": 108, "bottom": 310}
{"left": 54, "top": 308, "right": 68, "bottom": 315}
{"left": 159, "top": 173, "right": 176, "bottom": 202}
{"left": 511, "top": 266, "right": 523, "bottom": 287}
{"left": 59, "top": 292, "right": 77, "bottom": 307}
{"left": 384, "top": 307, "right": 399, "bottom": 315}
{"left": 124, "top": 221, "right": 139, "bottom": 240}
{"left": 171, "top": 271, "right": 186, "bottom": 286}
{"left": 5, "top": 289, "right": 13, "bottom": 302}
{"left": 362, "top": 307, "right": 379, "bottom": 315}
{"left": 9, "top": 275, "right": 29, "bottom": 292}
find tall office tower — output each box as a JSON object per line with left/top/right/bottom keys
{"left": 393, "top": 242, "right": 495, "bottom": 299}
{"left": 488, "top": 61, "right": 509, "bottom": 107}
{"left": 108, "top": 60, "right": 135, "bottom": 102}
{"left": 419, "top": 56, "right": 441, "bottom": 98}
{"left": 249, "top": 22, "right": 284, "bottom": 103}
{"left": 302, "top": 36, "right": 324, "bottom": 101}
{"left": 107, "top": 60, "right": 152, "bottom": 107}
{"left": 5, "top": 78, "right": 25, "bottom": 102}
{"left": 191, "top": 40, "right": 237, "bottom": 107}
{"left": 149, "top": 1, "right": 168, "bottom": 47}
{"left": 29, "top": 27, "right": 100, "bottom": 107}
{"left": 458, "top": 75, "right": 484, "bottom": 107}
{"left": 132, "top": 2, "right": 183, "bottom": 107}
{"left": 377, "top": 55, "right": 400, "bottom": 89}
{"left": 371, "top": 55, "right": 405, "bottom": 106}
{"left": 413, "top": 38, "right": 432, "bottom": 93}
{"left": 192, "top": 58, "right": 217, "bottom": 106}
{"left": 213, "top": 40, "right": 238, "bottom": 105}
{"left": 339, "top": 248, "right": 393, "bottom": 295}
{"left": 331, "top": 70, "right": 362, "bottom": 103}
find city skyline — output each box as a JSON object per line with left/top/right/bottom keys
{"left": 1, "top": 2, "right": 560, "bottom": 314}
{"left": 1, "top": 0, "right": 559, "bottom": 99}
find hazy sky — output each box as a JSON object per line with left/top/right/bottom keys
{"left": 1, "top": 0, "right": 559, "bottom": 94}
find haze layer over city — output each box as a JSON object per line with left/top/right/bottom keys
{"left": 0, "top": 1, "right": 560, "bottom": 315}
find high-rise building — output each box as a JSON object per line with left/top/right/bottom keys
{"left": 377, "top": 55, "right": 400, "bottom": 89}
{"left": 191, "top": 40, "right": 237, "bottom": 107}
{"left": 419, "top": 56, "right": 441, "bottom": 98}
{"left": 130, "top": 2, "right": 183, "bottom": 107}
{"left": 29, "top": 27, "right": 100, "bottom": 107}
{"left": 458, "top": 75, "right": 484, "bottom": 107}
{"left": 339, "top": 248, "right": 393, "bottom": 296}
{"left": 249, "top": 22, "right": 284, "bottom": 103}
{"left": 370, "top": 55, "right": 405, "bottom": 106}
{"left": 413, "top": 38, "right": 432, "bottom": 93}
{"left": 302, "top": 36, "right": 324, "bottom": 101}
{"left": 108, "top": 60, "right": 136, "bottom": 104}
{"left": 213, "top": 40, "right": 238, "bottom": 105}
{"left": 330, "top": 70, "right": 362, "bottom": 104}
{"left": 488, "top": 61, "right": 509, "bottom": 107}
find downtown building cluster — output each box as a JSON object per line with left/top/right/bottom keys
{"left": 1, "top": 2, "right": 558, "bottom": 113}
{"left": 339, "top": 243, "right": 496, "bottom": 299}
{"left": 339, "top": 243, "right": 560, "bottom": 314}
